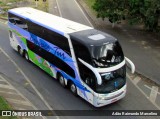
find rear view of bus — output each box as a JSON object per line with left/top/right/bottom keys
{"left": 70, "top": 29, "right": 127, "bottom": 107}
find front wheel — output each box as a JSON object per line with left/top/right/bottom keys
{"left": 70, "top": 82, "right": 77, "bottom": 96}
{"left": 58, "top": 74, "right": 66, "bottom": 88}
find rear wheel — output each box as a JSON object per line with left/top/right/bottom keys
{"left": 70, "top": 82, "right": 77, "bottom": 96}
{"left": 58, "top": 74, "right": 66, "bottom": 88}
{"left": 24, "top": 51, "right": 29, "bottom": 61}
{"left": 17, "top": 46, "right": 23, "bottom": 56}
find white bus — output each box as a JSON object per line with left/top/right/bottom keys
{"left": 8, "top": 7, "right": 135, "bottom": 107}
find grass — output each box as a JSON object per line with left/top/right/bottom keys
{"left": 0, "top": 0, "right": 48, "bottom": 18}
{"left": 83, "top": 0, "right": 95, "bottom": 9}
{"left": 0, "top": 96, "right": 18, "bottom": 119}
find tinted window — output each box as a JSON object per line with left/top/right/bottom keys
{"left": 42, "top": 28, "right": 71, "bottom": 56}
{"left": 28, "top": 21, "right": 43, "bottom": 38}
{"left": 90, "top": 41, "right": 124, "bottom": 68}
{"left": 27, "top": 21, "right": 71, "bottom": 56}
{"left": 72, "top": 38, "right": 91, "bottom": 64}
{"left": 27, "top": 40, "right": 75, "bottom": 78}
{"left": 8, "top": 13, "right": 28, "bottom": 30}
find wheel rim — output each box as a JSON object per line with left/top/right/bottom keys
{"left": 70, "top": 84, "right": 76, "bottom": 93}
{"left": 59, "top": 76, "right": 65, "bottom": 86}
{"left": 25, "top": 52, "right": 29, "bottom": 60}
{"left": 20, "top": 49, "right": 23, "bottom": 55}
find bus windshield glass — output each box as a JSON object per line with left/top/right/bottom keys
{"left": 90, "top": 41, "right": 124, "bottom": 68}
{"left": 96, "top": 65, "right": 126, "bottom": 93}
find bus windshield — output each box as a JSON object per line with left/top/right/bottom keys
{"left": 90, "top": 41, "right": 124, "bottom": 68}
{"left": 96, "top": 65, "right": 126, "bottom": 93}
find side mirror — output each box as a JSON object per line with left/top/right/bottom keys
{"left": 125, "top": 57, "right": 135, "bottom": 74}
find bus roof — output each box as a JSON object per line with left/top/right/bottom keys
{"left": 8, "top": 7, "right": 117, "bottom": 46}
{"left": 8, "top": 7, "right": 92, "bottom": 34}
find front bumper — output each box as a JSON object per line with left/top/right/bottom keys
{"left": 93, "top": 84, "right": 127, "bottom": 107}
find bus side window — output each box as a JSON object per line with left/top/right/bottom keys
{"left": 8, "top": 13, "right": 28, "bottom": 30}
{"left": 42, "top": 28, "right": 71, "bottom": 56}
{"left": 72, "top": 38, "right": 96, "bottom": 90}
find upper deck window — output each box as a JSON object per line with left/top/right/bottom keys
{"left": 90, "top": 41, "right": 124, "bottom": 68}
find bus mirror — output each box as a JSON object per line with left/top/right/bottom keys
{"left": 78, "top": 58, "right": 102, "bottom": 85}
{"left": 125, "top": 57, "right": 135, "bottom": 74}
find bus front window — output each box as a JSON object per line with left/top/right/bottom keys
{"left": 90, "top": 41, "right": 124, "bottom": 68}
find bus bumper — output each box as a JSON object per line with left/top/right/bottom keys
{"left": 93, "top": 84, "right": 127, "bottom": 107}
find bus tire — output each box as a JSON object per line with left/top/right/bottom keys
{"left": 17, "top": 46, "right": 21, "bottom": 54}
{"left": 17, "top": 46, "right": 23, "bottom": 56}
{"left": 58, "top": 74, "right": 66, "bottom": 88}
{"left": 24, "top": 51, "right": 29, "bottom": 61}
{"left": 69, "top": 82, "right": 77, "bottom": 96}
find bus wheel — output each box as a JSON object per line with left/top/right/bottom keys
{"left": 24, "top": 51, "right": 29, "bottom": 61}
{"left": 70, "top": 82, "right": 77, "bottom": 96}
{"left": 58, "top": 74, "right": 66, "bottom": 88}
{"left": 18, "top": 46, "right": 23, "bottom": 56}
{"left": 17, "top": 46, "right": 21, "bottom": 54}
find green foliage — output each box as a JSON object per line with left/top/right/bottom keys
{"left": 128, "top": 0, "right": 160, "bottom": 31}
{"left": 0, "top": 96, "right": 18, "bottom": 119}
{"left": 93, "top": 0, "right": 160, "bottom": 31}
{"left": 93, "top": 0, "right": 127, "bottom": 23}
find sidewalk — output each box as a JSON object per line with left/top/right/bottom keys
{"left": 77, "top": 0, "right": 160, "bottom": 85}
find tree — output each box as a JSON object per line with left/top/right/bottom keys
{"left": 93, "top": 0, "right": 160, "bottom": 31}
{"left": 93, "top": 0, "right": 127, "bottom": 23}
{"left": 128, "top": 0, "right": 160, "bottom": 31}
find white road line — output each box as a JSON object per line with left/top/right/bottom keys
{"left": 144, "top": 85, "right": 160, "bottom": 95}
{"left": 0, "top": 83, "right": 14, "bottom": 89}
{"left": 0, "top": 90, "right": 19, "bottom": 95}
{"left": 133, "top": 76, "right": 141, "bottom": 85}
{"left": 127, "top": 73, "right": 160, "bottom": 110}
{"left": 56, "top": 0, "right": 62, "bottom": 17}
{"left": 6, "top": 98, "right": 32, "bottom": 106}
{"left": 149, "top": 86, "right": 159, "bottom": 103}
{"left": 0, "top": 47, "right": 58, "bottom": 119}
{"left": 0, "top": 20, "right": 4, "bottom": 24}
{"left": 73, "top": 0, "right": 93, "bottom": 27}
{"left": 0, "top": 77, "right": 5, "bottom": 81}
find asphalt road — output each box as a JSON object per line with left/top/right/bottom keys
{"left": 0, "top": 0, "right": 159, "bottom": 119}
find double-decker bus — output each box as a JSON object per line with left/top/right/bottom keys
{"left": 8, "top": 7, "right": 135, "bottom": 107}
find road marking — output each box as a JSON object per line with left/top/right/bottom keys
{"left": 0, "top": 20, "right": 4, "bottom": 24}
{"left": 0, "top": 47, "right": 58, "bottom": 119}
{"left": 144, "top": 85, "right": 160, "bottom": 95}
{"left": 149, "top": 86, "right": 159, "bottom": 103}
{"left": 127, "top": 73, "right": 160, "bottom": 110}
{"left": 0, "top": 84, "right": 14, "bottom": 89}
{"left": 133, "top": 76, "right": 141, "bottom": 85}
{"left": 6, "top": 98, "right": 32, "bottom": 106}
{"left": 0, "top": 90, "right": 19, "bottom": 95}
{"left": 0, "top": 77, "right": 5, "bottom": 81}
{"left": 56, "top": 0, "right": 62, "bottom": 17}
{"left": 73, "top": 0, "right": 93, "bottom": 27}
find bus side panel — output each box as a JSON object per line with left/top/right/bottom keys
{"left": 8, "top": 22, "right": 56, "bottom": 78}
{"left": 28, "top": 50, "right": 55, "bottom": 77}
{"left": 8, "top": 22, "right": 28, "bottom": 51}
